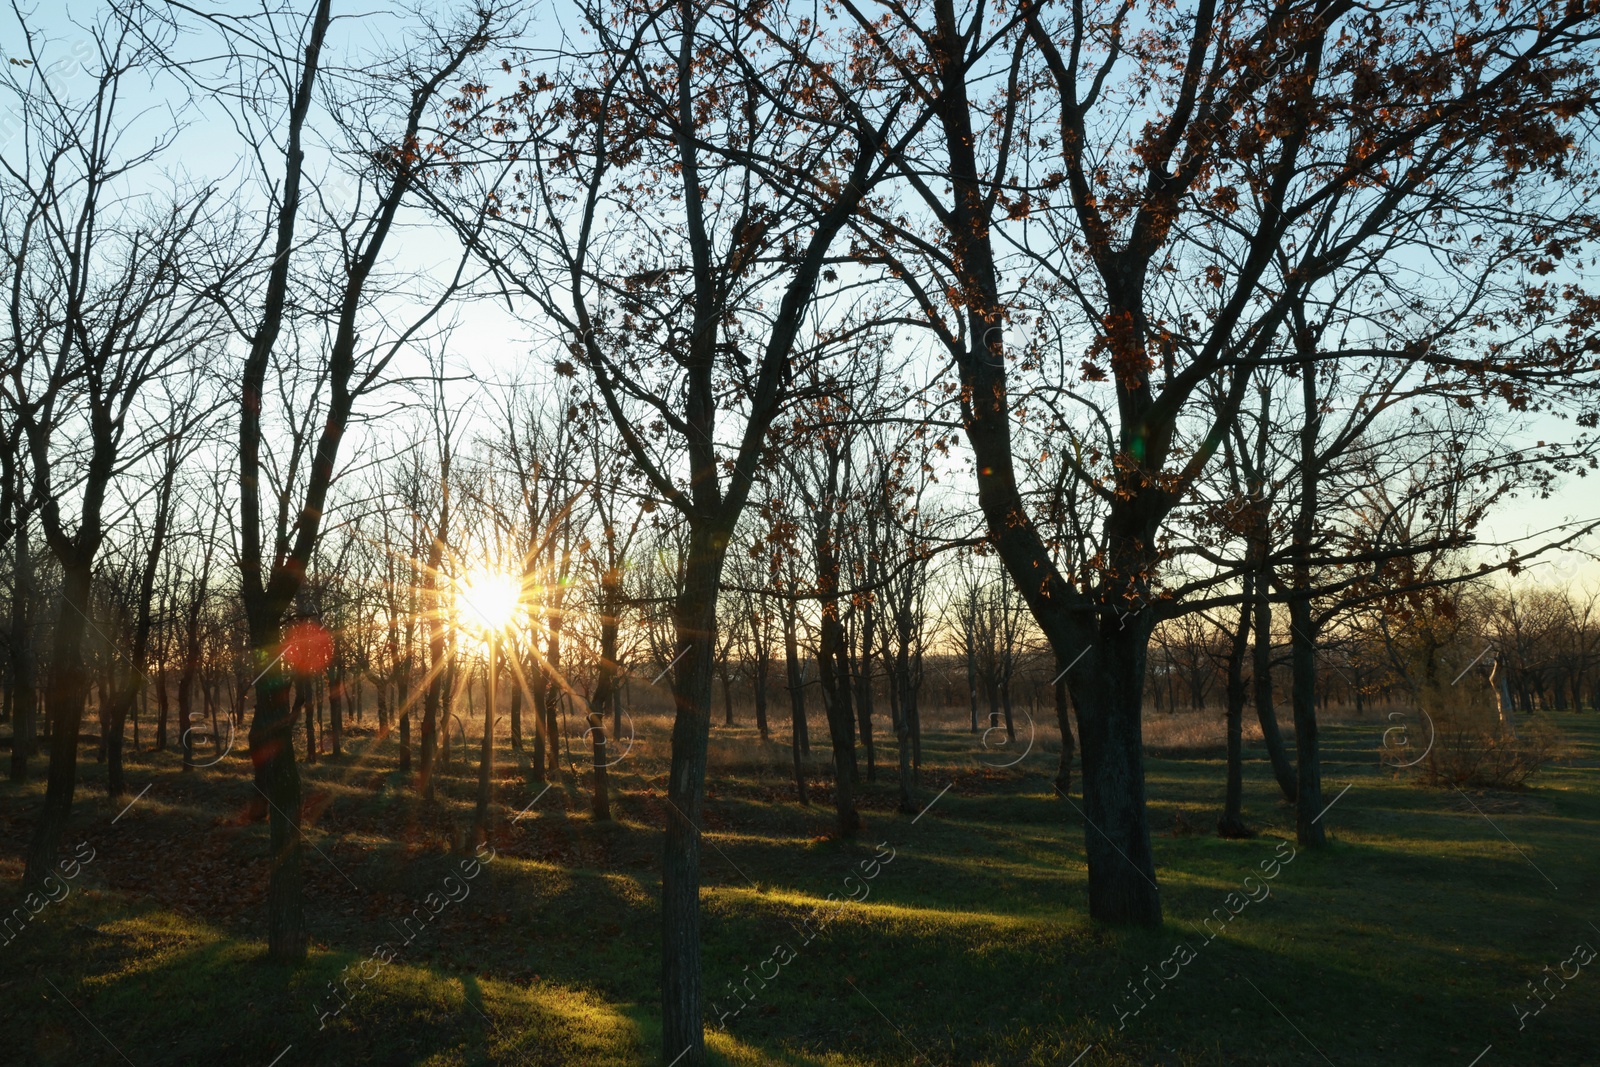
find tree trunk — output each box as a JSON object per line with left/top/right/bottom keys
{"left": 399, "top": 709, "right": 411, "bottom": 774}
{"left": 589, "top": 597, "right": 620, "bottom": 822}
{"left": 783, "top": 610, "right": 809, "bottom": 758}
{"left": 753, "top": 655, "right": 770, "bottom": 740}
{"left": 718, "top": 660, "right": 734, "bottom": 727}
{"left": 660, "top": 539, "right": 724, "bottom": 1067}
{"left": 894, "top": 642, "right": 916, "bottom": 813}
{"left": 1067, "top": 625, "right": 1162, "bottom": 925}
{"left": 1289, "top": 597, "right": 1324, "bottom": 847}
{"left": 529, "top": 659, "right": 547, "bottom": 784}
{"left": 509, "top": 660, "right": 523, "bottom": 751}
{"left": 1053, "top": 676, "right": 1074, "bottom": 796}
{"left": 966, "top": 634, "right": 980, "bottom": 733}
{"left": 852, "top": 642, "right": 876, "bottom": 784}
{"left": 1000, "top": 676, "right": 1016, "bottom": 742}
{"left": 155, "top": 663, "right": 169, "bottom": 752}
{"left": 22, "top": 561, "right": 93, "bottom": 889}
{"left": 817, "top": 609, "right": 860, "bottom": 836}
{"left": 328, "top": 666, "right": 343, "bottom": 759}
{"left": 1253, "top": 586, "right": 1298, "bottom": 802}
{"left": 472, "top": 641, "right": 496, "bottom": 846}
{"left": 1219, "top": 578, "right": 1253, "bottom": 838}
{"left": 301, "top": 676, "right": 316, "bottom": 764}
{"left": 8, "top": 515, "right": 37, "bottom": 783}
{"left": 247, "top": 637, "right": 307, "bottom": 963}
{"left": 543, "top": 632, "right": 561, "bottom": 776}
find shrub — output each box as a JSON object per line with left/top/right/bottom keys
{"left": 1418, "top": 717, "right": 1563, "bottom": 789}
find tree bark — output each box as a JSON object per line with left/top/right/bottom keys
{"left": 660, "top": 535, "right": 724, "bottom": 1067}
{"left": 22, "top": 560, "right": 93, "bottom": 889}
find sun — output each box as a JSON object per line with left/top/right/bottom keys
{"left": 459, "top": 569, "right": 522, "bottom": 634}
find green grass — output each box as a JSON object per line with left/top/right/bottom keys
{"left": 2, "top": 708, "right": 1596, "bottom": 1066}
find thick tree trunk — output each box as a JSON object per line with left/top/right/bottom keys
{"left": 22, "top": 562, "right": 93, "bottom": 889}
{"left": 1290, "top": 598, "right": 1324, "bottom": 847}
{"left": 1289, "top": 353, "right": 1326, "bottom": 848}
{"left": 248, "top": 644, "right": 307, "bottom": 963}
{"left": 660, "top": 541, "right": 723, "bottom": 1067}
{"left": 1067, "top": 625, "right": 1162, "bottom": 926}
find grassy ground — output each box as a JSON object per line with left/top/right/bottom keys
{"left": 1, "top": 704, "right": 1596, "bottom": 1066}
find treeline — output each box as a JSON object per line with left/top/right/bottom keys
{"left": 3, "top": 0, "right": 1600, "bottom": 1063}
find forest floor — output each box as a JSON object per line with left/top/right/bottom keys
{"left": 1, "top": 705, "right": 1596, "bottom": 1066}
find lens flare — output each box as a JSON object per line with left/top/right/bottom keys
{"left": 460, "top": 570, "right": 521, "bottom": 633}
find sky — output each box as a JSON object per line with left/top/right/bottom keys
{"left": 4, "top": 0, "right": 1596, "bottom": 591}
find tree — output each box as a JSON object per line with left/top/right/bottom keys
{"left": 3, "top": 9, "right": 228, "bottom": 885}
{"left": 440, "top": 0, "right": 922, "bottom": 1055}
{"left": 166, "top": 0, "right": 501, "bottom": 961}
{"left": 842, "top": 0, "right": 1600, "bottom": 921}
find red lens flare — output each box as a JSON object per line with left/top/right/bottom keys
{"left": 283, "top": 619, "right": 334, "bottom": 675}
